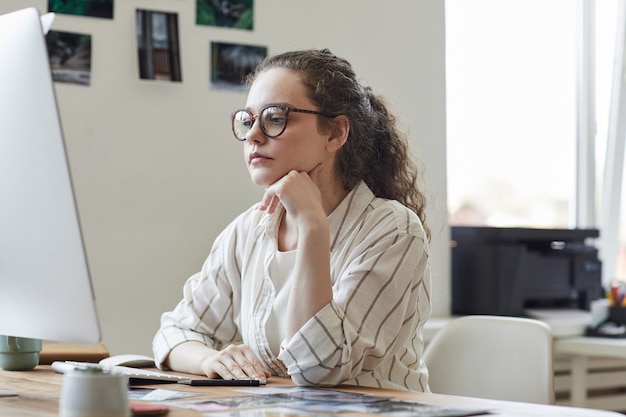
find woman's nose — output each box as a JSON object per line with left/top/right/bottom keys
{"left": 245, "top": 119, "right": 267, "bottom": 144}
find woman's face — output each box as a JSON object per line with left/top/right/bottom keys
{"left": 242, "top": 68, "right": 331, "bottom": 187}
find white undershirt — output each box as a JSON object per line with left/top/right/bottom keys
{"left": 265, "top": 249, "right": 296, "bottom": 354}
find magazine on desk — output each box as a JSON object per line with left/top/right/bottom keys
{"left": 163, "top": 386, "right": 491, "bottom": 417}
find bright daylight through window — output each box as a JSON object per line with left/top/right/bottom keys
{"left": 446, "top": 0, "right": 624, "bottom": 283}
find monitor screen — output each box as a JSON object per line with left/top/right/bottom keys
{"left": 0, "top": 7, "right": 101, "bottom": 344}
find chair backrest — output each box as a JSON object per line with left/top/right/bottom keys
{"left": 423, "top": 315, "right": 554, "bottom": 404}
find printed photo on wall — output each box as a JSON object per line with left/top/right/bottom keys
{"left": 197, "top": 0, "right": 253, "bottom": 30}
{"left": 45, "top": 30, "right": 92, "bottom": 86}
{"left": 210, "top": 42, "right": 267, "bottom": 90}
{"left": 48, "top": 0, "right": 114, "bottom": 19}
{"left": 136, "top": 9, "right": 182, "bottom": 82}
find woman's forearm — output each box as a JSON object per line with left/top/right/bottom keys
{"left": 164, "top": 340, "right": 219, "bottom": 375}
{"left": 285, "top": 217, "right": 333, "bottom": 339}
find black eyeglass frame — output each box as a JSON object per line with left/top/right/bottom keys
{"left": 230, "top": 104, "right": 336, "bottom": 141}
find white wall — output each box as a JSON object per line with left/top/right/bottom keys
{"left": 0, "top": 0, "right": 448, "bottom": 355}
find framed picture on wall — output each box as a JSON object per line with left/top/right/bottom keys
{"left": 136, "top": 9, "right": 182, "bottom": 82}
{"left": 210, "top": 41, "right": 267, "bottom": 90}
{"left": 46, "top": 30, "right": 92, "bottom": 86}
{"left": 197, "top": 0, "right": 253, "bottom": 30}
{"left": 48, "top": 0, "right": 114, "bottom": 19}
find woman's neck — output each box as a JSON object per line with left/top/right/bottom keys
{"left": 318, "top": 177, "right": 349, "bottom": 216}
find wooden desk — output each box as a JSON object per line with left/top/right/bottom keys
{"left": 553, "top": 336, "right": 626, "bottom": 408}
{"left": 0, "top": 366, "right": 621, "bottom": 417}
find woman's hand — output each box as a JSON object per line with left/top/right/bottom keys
{"left": 165, "top": 341, "right": 269, "bottom": 383}
{"left": 199, "top": 344, "right": 270, "bottom": 383}
{"left": 259, "top": 164, "right": 325, "bottom": 220}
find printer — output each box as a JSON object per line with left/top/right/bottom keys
{"left": 451, "top": 226, "right": 603, "bottom": 317}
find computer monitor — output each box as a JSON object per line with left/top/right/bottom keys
{"left": 0, "top": 7, "right": 101, "bottom": 344}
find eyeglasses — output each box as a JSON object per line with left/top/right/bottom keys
{"left": 230, "top": 104, "right": 335, "bottom": 141}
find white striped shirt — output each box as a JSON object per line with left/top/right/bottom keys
{"left": 153, "top": 181, "right": 432, "bottom": 391}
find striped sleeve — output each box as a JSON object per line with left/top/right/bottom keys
{"left": 277, "top": 198, "right": 431, "bottom": 390}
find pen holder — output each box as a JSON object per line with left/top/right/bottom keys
{"left": 608, "top": 306, "right": 626, "bottom": 325}
{"left": 59, "top": 369, "right": 130, "bottom": 417}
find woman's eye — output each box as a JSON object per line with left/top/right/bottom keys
{"left": 268, "top": 115, "right": 285, "bottom": 126}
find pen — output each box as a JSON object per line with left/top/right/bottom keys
{"left": 179, "top": 379, "right": 261, "bottom": 386}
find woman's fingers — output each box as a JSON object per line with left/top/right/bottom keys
{"left": 204, "top": 344, "right": 269, "bottom": 383}
{"left": 259, "top": 167, "right": 323, "bottom": 216}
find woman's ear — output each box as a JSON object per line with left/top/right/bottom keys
{"left": 326, "top": 115, "right": 350, "bottom": 153}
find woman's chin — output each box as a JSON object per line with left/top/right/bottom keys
{"left": 248, "top": 168, "right": 287, "bottom": 187}
{"left": 249, "top": 174, "right": 277, "bottom": 187}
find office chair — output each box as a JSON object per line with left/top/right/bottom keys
{"left": 423, "top": 315, "right": 554, "bottom": 404}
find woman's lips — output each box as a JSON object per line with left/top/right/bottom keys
{"left": 249, "top": 152, "right": 271, "bottom": 164}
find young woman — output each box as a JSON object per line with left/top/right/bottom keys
{"left": 153, "top": 49, "right": 432, "bottom": 391}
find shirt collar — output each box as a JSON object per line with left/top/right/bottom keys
{"left": 327, "top": 181, "right": 375, "bottom": 251}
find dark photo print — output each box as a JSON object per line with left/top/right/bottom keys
{"left": 210, "top": 42, "right": 266, "bottom": 90}
{"left": 136, "top": 9, "right": 182, "bottom": 82}
{"left": 48, "top": 0, "right": 114, "bottom": 19}
{"left": 46, "top": 30, "right": 92, "bottom": 86}
{"left": 196, "top": 0, "right": 253, "bottom": 30}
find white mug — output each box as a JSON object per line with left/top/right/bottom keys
{"left": 59, "top": 370, "right": 130, "bottom": 417}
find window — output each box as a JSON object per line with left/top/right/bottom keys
{"left": 446, "top": 0, "right": 621, "bottom": 285}
{"left": 596, "top": 0, "right": 622, "bottom": 281}
{"left": 446, "top": 0, "right": 577, "bottom": 229}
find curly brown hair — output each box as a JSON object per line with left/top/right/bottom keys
{"left": 248, "top": 49, "right": 429, "bottom": 239}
